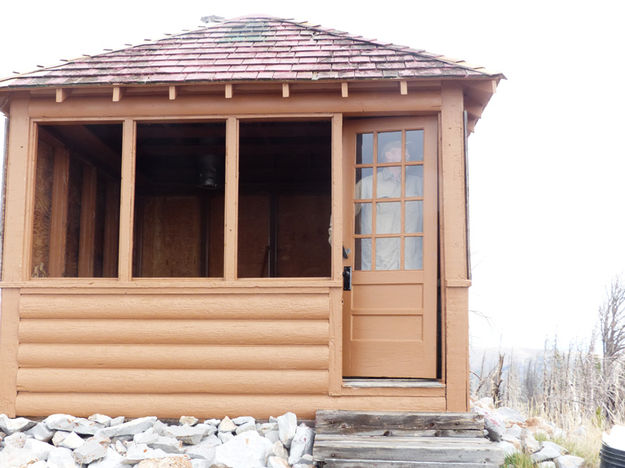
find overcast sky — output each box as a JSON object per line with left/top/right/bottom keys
{"left": 1, "top": 0, "right": 624, "bottom": 350}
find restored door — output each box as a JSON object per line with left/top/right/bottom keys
{"left": 342, "top": 117, "right": 437, "bottom": 378}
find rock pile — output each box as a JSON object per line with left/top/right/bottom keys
{"left": 0, "top": 412, "right": 315, "bottom": 468}
{"left": 472, "top": 397, "right": 585, "bottom": 468}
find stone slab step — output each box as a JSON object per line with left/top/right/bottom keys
{"left": 313, "top": 435, "right": 505, "bottom": 465}
{"left": 321, "top": 459, "right": 501, "bottom": 468}
{"left": 315, "top": 410, "right": 484, "bottom": 437}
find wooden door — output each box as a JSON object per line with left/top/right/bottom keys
{"left": 342, "top": 117, "right": 437, "bottom": 378}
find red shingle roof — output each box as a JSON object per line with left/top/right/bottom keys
{"left": 0, "top": 16, "right": 501, "bottom": 89}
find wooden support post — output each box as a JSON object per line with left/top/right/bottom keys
{"left": 225, "top": 84, "right": 233, "bottom": 99}
{"left": 102, "top": 181, "right": 120, "bottom": 277}
{"left": 118, "top": 120, "right": 136, "bottom": 281}
{"left": 56, "top": 88, "right": 69, "bottom": 103}
{"left": 223, "top": 117, "right": 238, "bottom": 280}
{"left": 48, "top": 147, "right": 70, "bottom": 277}
{"left": 282, "top": 83, "right": 290, "bottom": 98}
{"left": 2, "top": 96, "right": 30, "bottom": 281}
{"left": 440, "top": 82, "right": 469, "bottom": 412}
{"left": 400, "top": 80, "right": 408, "bottom": 95}
{"left": 168, "top": 86, "right": 177, "bottom": 101}
{"left": 341, "top": 82, "right": 349, "bottom": 98}
{"left": 0, "top": 289, "right": 19, "bottom": 416}
{"left": 112, "top": 86, "right": 123, "bottom": 102}
{"left": 331, "top": 113, "right": 343, "bottom": 281}
{"left": 78, "top": 165, "right": 97, "bottom": 277}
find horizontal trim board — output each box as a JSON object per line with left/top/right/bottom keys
{"left": 7, "top": 280, "right": 339, "bottom": 290}
{"left": 19, "top": 293, "right": 329, "bottom": 319}
{"left": 16, "top": 393, "right": 447, "bottom": 418}
{"left": 18, "top": 344, "right": 329, "bottom": 369}
{"left": 26, "top": 92, "right": 442, "bottom": 118}
{"left": 19, "top": 319, "right": 329, "bottom": 345}
{"left": 17, "top": 369, "right": 328, "bottom": 394}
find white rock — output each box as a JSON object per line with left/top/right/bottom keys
{"left": 25, "top": 422, "right": 55, "bottom": 442}
{"left": 109, "top": 416, "right": 125, "bottom": 426}
{"left": 30, "top": 461, "right": 48, "bottom": 468}
{"left": 203, "top": 419, "right": 220, "bottom": 426}
{"left": 0, "top": 413, "right": 37, "bottom": 434}
{"left": 52, "top": 430, "right": 70, "bottom": 446}
{"left": 191, "top": 460, "right": 211, "bottom": 468}
{"left": 523, "top": 430, "right": 540, "bottom": 453}
{"left": 124, "top": 443, "right": 170, "bottom": 463}
{"left": 604, "top": 425, "right": 625, "bottom": 450}
{"left": 115, "top": 439, "right": 128, "bottom": 455}
{"left": 271, "top": 440, "right": 288, "bottom": 459}
{"left": 537, "top": 462, "right": 556, "bottom": 468}
{"left": 218, "top": 431, "right": 234, "bottom": 443}
{"left": 235, "top": 421, "right": 256, "bottom": 435}
{"left": 267, "top": 456, "right": 290, "bottom": 468}
{"left": 0, "top": 446, "right": 40, "bottom": 467}
{"left": 484, "top": 414, "right": 505, "bottom": 442}
{"left": 44, "top": 414, "right": 103, "bottom": 435}
{"left": 73, "top": 436, "right": 110, "bottom": 464}
{"left": 299, "top": 453, "right": 314, "bottom": 464}
{"left": 288, "top": 423, "right": 315, "bottom": 464}
{"left": 495, "top": 407, "right": 526, "bottom": 424}
{"left": 232, "top": 416, "right": 255, "bottom": 425}
{"left": 265, "top": 430, "right": 280, "bottom": 443}
{"left": 504, "top": 424, "right": 523, "bottom": 439}
{"left": 217, "top": 416, "right": 236, "bottom": 433}
{"left": 496, "top": 440, "right": 519, "bottom": 457}
{"left": 258, "top": 422, "right": 279, "bottom": 435}
{"left": 89, "top": 414, "right": 113, "bottom": 427}
{"left": 294, "top": 465, "right": 313, "bottom": 468}
{"left": 151, "top": 436, "right": 184, "bottom": 454}
{"left": 47, "top": 446, "right": 78, "bottom": 468}
{"left": 135, "top": 427, "right": 160, "bottom": 444}
{"left": 4, "top": 431, "right": 27, "bottom": 449}
{"left": 59, "top": 431, "right": 85, "bottom": 450}
{"left": 89, "top": 447, "right": 125, "bottom": 468}
{"left": 184, "top": 442, "right": 216, "bottom": 462}
{"left": 135, "top": 456, "right": 192, "bottom": 467}
{"left": 179, "top": 416, "right": 198, "bottom": 427}
{"left": 24, "top": 438, "right": 55, "bottom": 461}
{"left": 277, "top": 412, "right": 297, "bottom": 448}
{"left": 541, "top": 441, "right": 566, "bottom": 455}
{"left": 555, "top": 454, "right": 585, "bottom": 468}
{"left": 572, "top": 426, "right": 586, "bottom": 437}
{"left": 96, "top": 416, "right": 157, "bottom": 438}
{"left": 213, "top": 431, "right": 273, "bottom": 468}
{"left": 161, "top": 424, "right": 208, "bottom": 445}
{"left": 532, "top": 443, "right": 563, "bottom": 463}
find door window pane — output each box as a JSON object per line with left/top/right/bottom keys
{"left": 376, "top": 202, "right": 401, "bottom": 234}
{"left": 406, "top": 130, "right": 424, "bottom": 162}
{"left": 375, "top": 237, "right": 400, "bottom": 270}
{"left": 377, "top": 131, "right": 402, "bottom": 163}
{"left": 405, "top": 201, "right": 423, "bottom": 233}
{"left": 355, "top": 203, "right": 372, "bottom": 235}
{"left": 405, "top": 237, "right": 423, "bottom": 270}
{"left": 356, "top": 133, "right": 374, "bottom": 164}
{"left": 355, "top": 168, "right": 373, "bottom": 199}
{"left": 355, "top": 238, "right": 372, "bottom": 271}
{"left": 376, "top": 167, "right": 401, "bottom": 198}
{"left": 405, "top": 166, "right": 423, "bottom": 197}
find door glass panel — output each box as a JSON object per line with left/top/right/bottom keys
{"left": 356, "top": 133, "right": 374, "bottom": 164}
{"left": 405, "top": 237, "right": 423, "bottom": 270}
{"left": 355, "top": 238, "right": 372, "bottom": 271}
{"left": 355, "top": 203, "right": 372, "bottom": 235}
{"left": 355, "top": 168, "right": 373, "bottom": 199}
{"left": 405, "top": 166, "right": 423, "bottom": 197}
{"left": 376, "top": 202, "right": 401, "bottom": 234}
{"left": 376, "top": 167, "right": 401, "bottom": 198}
{"left": 377, "top": 131, "right": 402, "bottom": 163}
{"left": 375, "top": 237, "right": 400, "bottom": 270}
{"left": 406, "top": 130, "right": 424, "bottom": 162}
{"left": 405, "top": 201, "right": 423, "bottom": 233}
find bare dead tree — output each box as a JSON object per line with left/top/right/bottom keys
{"left": 491, "top": 353, "right": 504, "bottom": 407}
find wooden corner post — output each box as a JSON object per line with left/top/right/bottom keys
{"left": 0, "top": 95, "right": 31, "bottom": 416}
{"left": 440, "top": 82, "right": 470, "bottom": 412}
{"left": 224, "top": 117, "right": 239, "bottom": 281}
{"left": 118, "top": 119, "right": 136, "bottom": 281}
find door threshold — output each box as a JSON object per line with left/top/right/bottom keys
{"left": 343, "top": 378, "right": 444, "bottom": 388}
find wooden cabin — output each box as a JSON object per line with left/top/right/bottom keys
{"left": 0, "top": 16, "right": 501, "bottom": 418}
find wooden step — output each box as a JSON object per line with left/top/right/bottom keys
{"left": 321, "top": 459, "right": 501, "bottom": 468}
{"left": 315, "top": 410, "right": 485, "bottom": 437}
{"left": 313, "top": 435, "right": 505, "bottom": 465}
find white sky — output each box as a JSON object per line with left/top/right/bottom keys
{"left": 1, "top": 0, "right": 624, "bottom": 350}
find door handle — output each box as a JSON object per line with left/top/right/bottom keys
{"left": 343, "top": 266, "right": 352, "bottom": 291}
{"left": 342, "top": 246, "right": 351, "bottom": 259}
